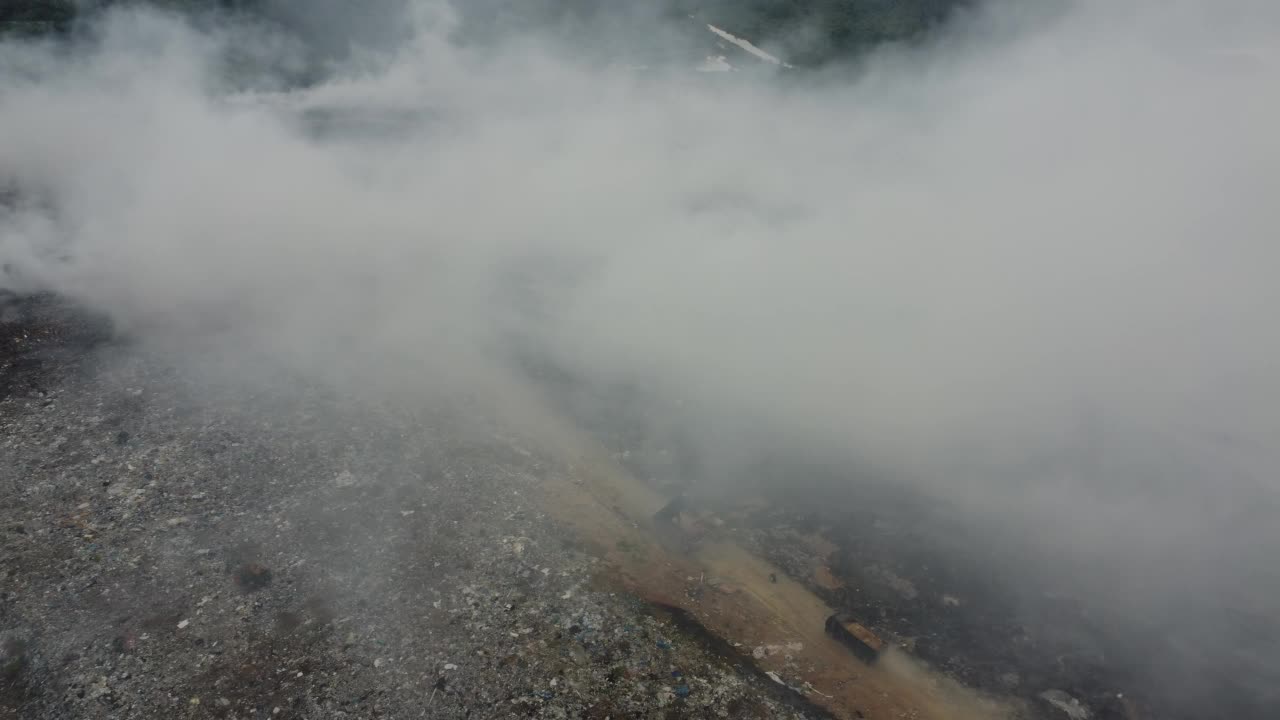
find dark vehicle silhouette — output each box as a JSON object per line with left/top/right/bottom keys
{"left": 825, "top": 613, "right": 885, "bottom": 664}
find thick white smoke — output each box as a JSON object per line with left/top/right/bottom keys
{"left": 2, "top": 0, "right": 1279, "bottom": 709}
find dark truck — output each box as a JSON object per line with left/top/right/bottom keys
{"left": 825, "top": 613, "right": 885, "bottom": 664}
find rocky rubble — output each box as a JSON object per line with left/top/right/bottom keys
{"left": 1, "top": 295, "right": 824, "bottom": 719}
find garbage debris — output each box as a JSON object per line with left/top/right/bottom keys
{"left": 1039, "top": 689, "right": 1092, "bottom": 720}
{"left": 0, "top": 294, "right": 925, "bottom": 720}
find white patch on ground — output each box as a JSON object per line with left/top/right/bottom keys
{"left": 869, "top": 565, "right": 919, "bottom": 600}
{"left": 706, "top": 25, "right": 793, "bottom": 68}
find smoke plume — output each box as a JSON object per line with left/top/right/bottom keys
{"left": 2, "top": 1, "right": 1278, "bottom": 715}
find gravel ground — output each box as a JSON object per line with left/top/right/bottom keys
{"left": 1, "top": 294, "right": 826, "bottom": 719}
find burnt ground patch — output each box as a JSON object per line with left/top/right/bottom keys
{"left": 739, "top": 486, "right": 1138, "bottom": 720}
{"left": 733, "top": 474, "right": 1274, "bottom": 720}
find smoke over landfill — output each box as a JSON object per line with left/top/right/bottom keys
{"left": 2, "top": 0, "right": 1279, "bottom": 717}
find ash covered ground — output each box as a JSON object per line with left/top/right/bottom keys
{"left": 0, "top": 294, "right": 829, "bottom": 719}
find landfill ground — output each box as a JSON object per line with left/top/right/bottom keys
{"left": 0, "top": 293, "right": 1160, "bottom": 719}
{"left": 1, "top": 292, "right": 852, "bottom": 720}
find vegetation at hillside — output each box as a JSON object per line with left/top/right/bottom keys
{"left": 0, "top": 0, "right": 76, "bottom": 35}
{"left": 2, "top": 0, "right": 968, "bottom": 66}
